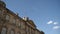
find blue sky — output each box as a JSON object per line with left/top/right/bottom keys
{"left": 3, "top": 0, "right": 60, "bottom": 34}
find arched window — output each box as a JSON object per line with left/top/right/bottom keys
{"left": 1, "top": 27, "right": 7, "bottom": 34}
{"left": 10, "top": 30, "right": 14, "bottom": 34}
{"left": 6, "top": 15, "right": 10, "bottom": 20}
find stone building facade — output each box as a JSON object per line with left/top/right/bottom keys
{"left": 0, "top": 0, "right": 44, "bottom": 34}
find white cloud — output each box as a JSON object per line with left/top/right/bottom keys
{"left": 47, "top": 20, "right": 60, "bottom": 30}
{"left": 53, "top": 22, "right": 58, "bottom": 25}
{"left": 53, "top": 26, "right": 60, "bottom": 30}
{"left": 47, "top": 21, "right": 53, "bottom": 24}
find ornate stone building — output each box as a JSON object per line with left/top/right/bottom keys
{"left": 0, "top": 0, "right": 44, "bottom": 34}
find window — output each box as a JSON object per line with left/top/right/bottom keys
{"left": 31, "top": 29, "right": 34, "bottom": 34}
{"left": 18, "top": 23, "right": 20, "bottom": 26}
{"left": 16, "top": 19, "right": 20, "bottom": 26}
{"left": 26, "top": 26, "right": 29, "bottom": 34}
{"left": 21, "top": 22, "right": 25, "bottom": 29}
{"left": 1, "top": 27, "right": 7, "bottom": 34}
{"left": 6, "top": 15, "right": 10, "bottom": 20}
{"left": 17, "top": 32, "right": 20, "bottom": 34}
{"left": 17, "top": 33, "right": 19, "bottom": 34}
{"left": 0, "top": 10, "right": 3, "bottom": 15}
{"left": 10, "top": 30, "right": 14, "bottom": 34}
{"left": 0, "top": 10, "right": 2, "bottom": 14}
{"left": 13, "top": 19, "right": 16, "bottom": 24}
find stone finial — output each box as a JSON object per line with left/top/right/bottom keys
{"left": 23, "top": 17, "right": 29, "bottom": 21}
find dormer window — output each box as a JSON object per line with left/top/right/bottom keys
{"left": 6, "top": 15, "right": 10, "bottom": 20}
